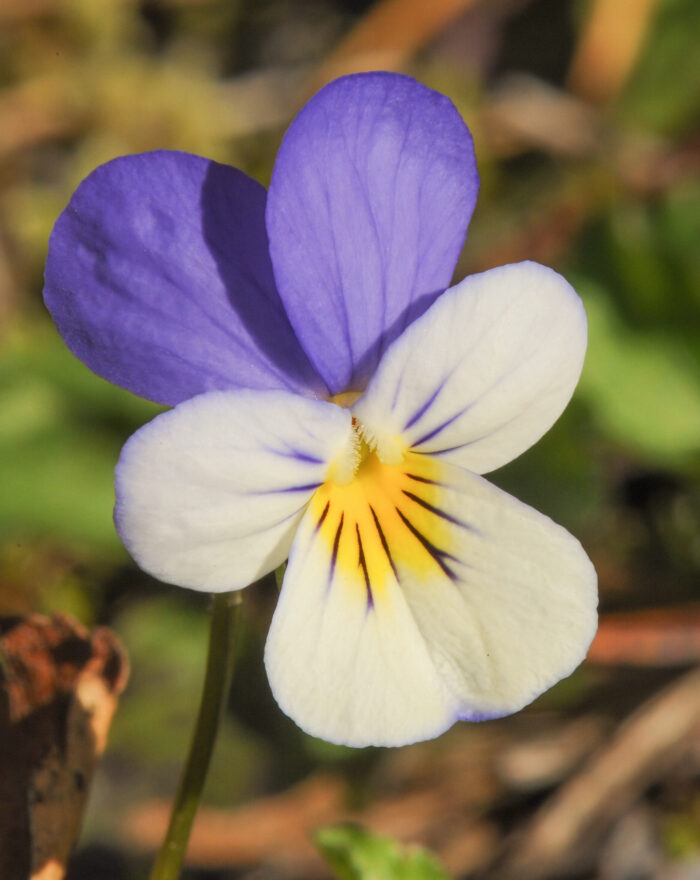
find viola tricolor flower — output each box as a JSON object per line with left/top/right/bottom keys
{"left": 44, "top": 73, "right": 597, "bottom": 747}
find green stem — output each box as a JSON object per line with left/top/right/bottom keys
{"left": 149, "top": 590, "right": 242, "bottom": 880}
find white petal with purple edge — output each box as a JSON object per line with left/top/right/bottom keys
{"left": 264, "top": 451, "right": 597, "bottom": 747}
{"left": 353, "top": 262, "right": 587, "bottom": 474}
{"left": 115, "top": 390, "right": 354, "bottom": 592}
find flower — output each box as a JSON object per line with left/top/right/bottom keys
{"left": 44, "top": 72, "right": 597, "bottom": 748}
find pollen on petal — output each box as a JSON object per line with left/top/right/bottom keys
{"left": 359, "top": 423, "right": 406, "bottom": 466}
{"left": 326, "top": 428, "right": 362, "bottom": 486}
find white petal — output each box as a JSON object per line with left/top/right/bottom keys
{"left": 354, "top": 261, "right": 587, "bottom": 473}
{"left": 264, "top": 501, "right": 458, "bottom": 748}
{"left": 264, "top": 451, "right": 596, "bottom": 746}
{"left": 115, "top": 389, "right": 353, "bottom": 592}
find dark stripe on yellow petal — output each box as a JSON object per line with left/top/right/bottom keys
{"left": 395, "top": 508, "right": 458, "bottom": 581}
{"left": 369, "top": 505, "right": 398, "bottom": 580}
{"left": 404, "top": 472, "right": 442, "bottom": 486}
{"left": 315, "top": 500, "right": 331, "bottom": 532}
{"left": 330, "top": 513, "right": 344, "bottom": 579}
{"left": 355, "top": 523, "right": 373, "bottom": 608}
{"left": 401, "top": 489, "right": 474, "bottom": 531}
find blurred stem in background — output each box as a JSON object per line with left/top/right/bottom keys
{"left": 149, "top": 590, "right": 242, "bottom": 880}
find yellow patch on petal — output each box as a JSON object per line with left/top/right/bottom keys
{"left": 328, "top": 390, "right": 363, "bottom": 408}
{"left": 310, "top": 450, "right": 460, "bottom": 606}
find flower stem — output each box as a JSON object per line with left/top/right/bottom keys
{"left": 149, "top": 590, "right": 242, "bottom": 880}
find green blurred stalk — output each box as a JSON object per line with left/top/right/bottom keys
{"left": 149, "top": 590, "right": 242, "bottom": 880}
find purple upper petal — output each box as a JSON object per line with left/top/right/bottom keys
{"left": 266, "top": 72, "right": 479, "bottom": 395}
{"left": 44, "top": 150, "right": 326, "bottom": 405}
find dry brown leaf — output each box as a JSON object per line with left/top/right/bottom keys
{"left": 482, "top": 75, "right": 602, "bottom": 157}
{"left": 0, "top": 614, "right": 129, "bottom": 880}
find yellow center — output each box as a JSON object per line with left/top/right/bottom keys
{"left": 310, "top": 443, "right": 456, "bottom": 606}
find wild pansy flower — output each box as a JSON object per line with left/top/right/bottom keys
{"left": 44, "top": 73, "right": 597, "bottom": 747}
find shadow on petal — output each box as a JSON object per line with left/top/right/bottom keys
{"left": 200, "top": 162, "right": 326, "bottom": 396}
{"left": 351, "top": 288, "right": 447, "bottom": 392}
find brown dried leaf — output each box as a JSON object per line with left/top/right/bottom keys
{"left": 0, "top": 613, "right": 128, "bottom": 880}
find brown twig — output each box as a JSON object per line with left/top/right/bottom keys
{"left": 500, "top": 666, "right": 700, "bottom": 879}
{"left": 589, "top": 605, "right": 700, "bottom": 667}
{"left": 567, "top": 0, "right": 659, "bottom": 104}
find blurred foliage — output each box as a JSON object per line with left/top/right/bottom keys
{"left": 578, "top": 280, "right": 700, "bottom": 464}
{"left": 620, "top": 0, "right": 700, "bottom": 134}
{"left": 0, "top": 316, "right": 162, "bottom": 551}
{"left": 316, "top": 824, "right": 450, "bottom": 880}
{"left": 84, "top": 594, "right": 268, "bottom": 843}
{"left": 0, "top": 0, "right": 698, "bottom": 877}
{"left": 662, "top": 801, "right": 700, "bottom": 860}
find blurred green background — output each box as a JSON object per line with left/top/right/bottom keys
{"left": 0, "top": 0, "right": 698, "bottom": 878}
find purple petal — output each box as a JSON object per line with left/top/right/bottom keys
{"left": 44, "top": 150, "right": 326, "bottom": 405}
{"left": 266, "top": 72, "right": 479, "bottom": 395}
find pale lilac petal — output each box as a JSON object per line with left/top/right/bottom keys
{"left": 44, "top": 151, "right": 326, "bottom": 405}
{"left": 266, "top": 72, "right": 479, "bottom": 395}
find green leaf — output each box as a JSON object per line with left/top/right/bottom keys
{"left": 619, "top": 0, "right": 700, "bottom": 135}
{"left": 316, "top": 824, "right": 450, "bottom": 880}
{"left": 0, "top": 423, "right": 126, "bottom": 552}
{"left": 0, "top": 316, "right": 163, "bottom": 552}
{"left": 577, "top": 281, "right": 700, "bottom": 465}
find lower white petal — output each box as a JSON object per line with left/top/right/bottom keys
{"left": 264, "top": 506, "right": 458, "bottom": 747}
{"left": 115, "top": 389, "right": 353, "bottom": 592}
{"left": 264, "top": 451, "right": 597, "bottom": 746}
